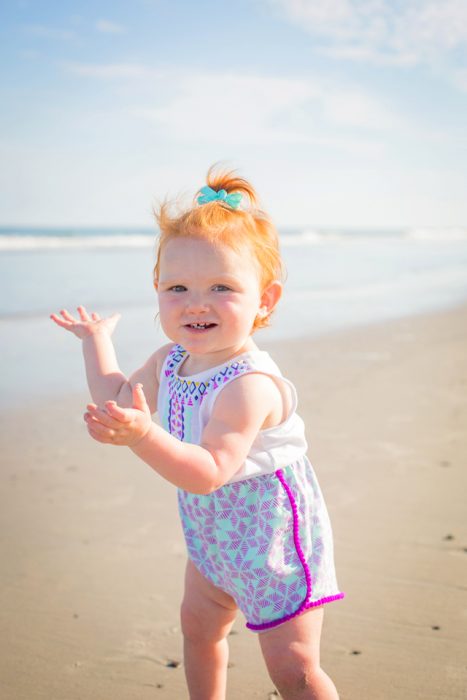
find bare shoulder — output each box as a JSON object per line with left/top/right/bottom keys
{"left": 213, "top": 372, "right": 290, "bottom": 430}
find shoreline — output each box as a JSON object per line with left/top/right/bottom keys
{"left": 3, "top": 297, "right": 467, "bottom": 414}
{"left": 1, "top": 302, "right": 466, "bottom": 699}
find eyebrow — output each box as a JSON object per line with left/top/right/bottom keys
{"left": 159, "top": 273, "right": 242, "bottom": 285}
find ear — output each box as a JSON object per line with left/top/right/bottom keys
{"left": 153, "top": 278, "right": 159, "bottom": 291}
{"left": 259, "top": 280, "right": 282, "bottom": 317}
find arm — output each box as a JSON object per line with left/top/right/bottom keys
{"left": 51, "top": 306, "right": 125, "bottom": 404}
{"left": 50, "top": 306, "right": 170, "bottom": 412}
{"left": 81, "top": 328, "right": 127, "bottom": 405}
{"left": 85, "top": 373, "right": 284, "bottom": 494}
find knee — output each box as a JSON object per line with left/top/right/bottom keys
{"left": 265, "top": 643, "right": 321, "bottom": 696}
{"left": 180, "top": 600, "right": 205, "bottom": 643}
{"left": 180, "top": 600, "right": 227, "bottom": 645}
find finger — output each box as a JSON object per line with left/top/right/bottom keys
{"left": 77, "top": 306, "right": 91, "bottom": 322}
{"left": 105, "top": 401, "right": 132, "bottom": 422}
{"left": 84, "top": 412, "right": 104, "bottom": 426}
{"left": 86, "top": 406, "right": 123, "bottom": 429}
{"left": 50, "top": 313, "right": 72, "bottom": 328}
{"left": 60, "top": 309, "right": 77, "bottom": 322}
{"left": 87, "top": 420, "right": 116, "bottom": 439}
{"left": 87, "top": 424, "right": 113, "bottom": 443}
{"left": 133, "top": 383, "right": 149, "bottom": 412}
{"left": 91, "top": 312, "right": 101, "bottom": 321}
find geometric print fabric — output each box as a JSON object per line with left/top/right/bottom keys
{"left": 160, "top": 344, "right": 344, "bottom": 630}
{"left": 178, "top": 459, "right": 343, "bottom": 629}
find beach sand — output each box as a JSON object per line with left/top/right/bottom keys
{"left": 1, "top": 304, "right": 466, "bottom": 699}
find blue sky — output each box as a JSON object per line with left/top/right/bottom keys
{"left": 1, "top": 0, "right": 467, "bottom": 228}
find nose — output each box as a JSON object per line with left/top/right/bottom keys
{"left": 185, "top": 292, "right": 209, "bottom": 315}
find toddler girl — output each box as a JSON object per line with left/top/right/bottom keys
{"left": 51, "top": 165, "right": 344, "bottom": 700}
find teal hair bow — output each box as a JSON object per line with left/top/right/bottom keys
{"left": 197, "top": 186, "right": 242, "bottom": 210}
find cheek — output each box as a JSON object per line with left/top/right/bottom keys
{"left": 157, "top": 298, "right": 181, "bottom": 327}
{"left": 217, "top": 297, "right": 245, "bottom": 316}
{"left": 220, "top": 297, "right": 259, "bottom": 323}
{"left": 158, "top": 296, "right": 180, "bottom": 313}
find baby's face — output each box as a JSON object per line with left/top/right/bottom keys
{"left": 156, "top": 236, "right": 264, "bottom": 362}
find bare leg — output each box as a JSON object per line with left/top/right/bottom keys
{"left": 180, "top": 560, "right": 238, "bottom": 700}
{"left": 258, "top": 607, "right": 339, "bottom": 700}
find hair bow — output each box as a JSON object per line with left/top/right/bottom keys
{"left": 197, "top": 186, "right": 242, "bottom": 210}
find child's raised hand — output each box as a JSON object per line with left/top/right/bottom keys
{"left": 50, "top": 305, "right": 121, "bottom": 339}
{"left": 84, "top": 384, "right": 152, "bottom": 447}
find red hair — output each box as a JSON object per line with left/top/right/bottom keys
{"left": 153, "top": 163, "right": 285, "bottom": 330}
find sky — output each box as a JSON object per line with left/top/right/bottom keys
{"left": 1, "top": 0, "right": 467, "bottom": 228}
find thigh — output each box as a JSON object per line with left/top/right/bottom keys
{"left": 181, "top": 559, "right": 238, "bottom": 642}
{"left": 258, "top": 606, "right": 324, "bottom": 670}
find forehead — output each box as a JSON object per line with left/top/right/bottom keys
{"left": 159, "top": 236, "right": 259, "bottom": 278}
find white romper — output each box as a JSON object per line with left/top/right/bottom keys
{"left": 158, "top": 344, "right": 344, "bottom": 631}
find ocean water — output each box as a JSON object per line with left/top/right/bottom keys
{"left": 1, "top": 225, "right": 467, "bottom": 407}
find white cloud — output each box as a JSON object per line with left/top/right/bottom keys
{"left": 132, "top": 73, "right": 314, "bottom": 144}
{"left": 266, "top": 0, "right": 467, "bottom": 66}
{"left": 63, "top": 61, "right": 404, "bottom": 154}
{"left": 95, "top": 19, "right": 126, "bottom": 34}
{"left": 321, "top": 88, "right": 401, "bottom": 129}
{"left": 128, "top": 68, "right": 399, "bottom": 154}
{"left": 317, "top": 43, "right": 419, "bottom": 67}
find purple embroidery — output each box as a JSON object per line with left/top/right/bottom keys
{"left": 166, "top": 344, "right": 253, "bottom": 406}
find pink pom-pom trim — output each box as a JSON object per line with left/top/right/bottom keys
{"left": 246, "top": 468, "right": 344, "bottom": 632}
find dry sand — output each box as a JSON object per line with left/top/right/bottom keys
{"left": 1, "top": 304, "right": 466, "bottom": 699}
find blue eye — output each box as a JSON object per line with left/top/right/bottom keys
{"left": 212, "top": 284, "right": 231, "bottom": 292}
{"left": 169, "top": 285, "right": 187, "bottom": 292}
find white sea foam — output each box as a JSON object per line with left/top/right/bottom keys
{"left": 406, "top": 227, "right": 467, "bottom": 242}
{"left": 2, "top": 227, "right": 467, "bottom": 252}
{"left": 273, "top": 229, "right": 402, "bottom": 246}
{"left": 0, "top": 227, "right": 404, "bottom": 251}
{"left": 282, "top": 227, "right": 467, "bottom": 246}
{"left": 4, "top": 227, "right": 467, "bottom": 252}
{"left": 0, "top": 234, "right": 155, "bottom": 251}
{"left": 280, "top": 230, "right": 329, "bottom": 246}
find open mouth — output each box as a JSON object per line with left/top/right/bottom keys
{"left": 185, "top": 322, "right": 217, "bottom": 330}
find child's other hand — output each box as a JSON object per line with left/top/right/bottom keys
{"left": 50, "top": 306, "right": 121, "bottom": 339}
{"left": 84, "top": 384, "right": 152, "bottom": 447}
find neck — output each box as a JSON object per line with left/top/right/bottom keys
{"left": 179, "top": 338, "right": 259, "bottom": 376}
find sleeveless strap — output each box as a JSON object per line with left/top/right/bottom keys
{"left": 161, "top": 344, "right": 186, "bottom": 379}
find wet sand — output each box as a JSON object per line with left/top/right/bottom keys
{"left": 1, "top": 304, "right": 466, "bottom": 699}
